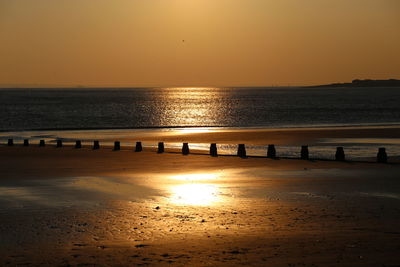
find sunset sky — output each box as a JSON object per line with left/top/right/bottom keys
{"left": 0, "top": 0, "right": 399, "bottom": 87}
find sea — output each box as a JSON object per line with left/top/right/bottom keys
{"left": 1, "top": 87, "right": 400, "bottom": 160}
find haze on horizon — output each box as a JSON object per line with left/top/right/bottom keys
{"left": 0, "top": 0, "right": 399, "bottom": 88}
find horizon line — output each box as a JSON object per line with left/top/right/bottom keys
{"left": 1, "top": 78, "right": 398, "bottom": 89}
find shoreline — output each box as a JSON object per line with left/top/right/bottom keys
{"left": 2, "top": 122, "right": 400, "bottom": 134}
{"left": 2, "top": 125, "right": 400, "bottom": 162}
{"left": 1, "top": 124, "right": 400, "bottom": 144}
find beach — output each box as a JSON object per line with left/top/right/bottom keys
{"left": 1, "top": 127, "right": 400, "bottom": 266}
{"left": 2, "top": 0, "right": 400, "bottom": 265}
{"left": 3, "top": 125, "right": 400, "bottom": 161}
{"left": 112, "top": 125, "right": 400, "bottom": 145}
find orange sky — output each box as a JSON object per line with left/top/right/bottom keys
{"left": 0, "top": 0, "right": 399, "bottom": 87}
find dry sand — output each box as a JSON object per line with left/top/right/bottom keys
{"left": 0, "top": 127, "right": 400, "bottom": 266}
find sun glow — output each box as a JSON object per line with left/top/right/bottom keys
{"left": 166, "top": 172, "right": 223, "bottom": 206}
{"left": 171, "top": 173, "right": 219, "bottom": 181}
{"left": 175, "top": 128, "right": 217, "bottom": 134}
{"left": 169, "top": 183, "right": 220, "bottom": 206}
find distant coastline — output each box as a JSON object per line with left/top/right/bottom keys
{"left": 308, "top": 79, "right": 400, "bottom": 88}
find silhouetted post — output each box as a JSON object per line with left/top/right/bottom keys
{"left": 56, "top": 140, "right": 62, "bottom": 148}
{"left": 237, "top": 144, "right": 246, "bottom": 158}
{"left": 210, "top": 143, "right": 218, "bottom": 157}
{"left": 135, "top": 141, "right": 143, "bottom": 152}
{"left": 377, "top": 147, "right": 387, "bottom": 163}
{"left": 75, "top": 140, "right": 82, "bottom": 149}
{"left": 135, "top": 142, "right": 143, "bottom": 152}
{"left": 114, "top": 141, "right": 120, "bottom": 151}
{"left": 301, "top": 145, "right": 309, "bottom": 160}
{"left": 93, "top": 140, "right": 100, "bottom": 150}
{"left": 7, "top": 139, "right": 13, "bottom": 146}
{"left": 335, "top": 147, "right": 345, "bottom": 161}
{"left": 267, "top": 144, "right": 276, "bottom": 158}
{"left": 23, "top": 139, "right": 29, "bottom": 146}
{"left": 39, "top": 140, "right": 45, "bottom": 147}
{"left": 182, "top": 143, "right": 190, "bottom": 155}
{"left": 157, "top": 142, "right": 164, "bottom": 153}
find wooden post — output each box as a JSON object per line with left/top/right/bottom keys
{"left": 210, "top": 143, "right": 218, "bottom": 157}
{"left": 75, "top": 140, "right": 82, "bottom": 149}
{"left": 114, "top": 141, "right": 120, "bottom": 151}
{"left": 377, "top": 147, "right": 387, "bottom": 163}
{"left": 56, "top": 140, "right": 62, "bottom": 148}
{"left": 237, "top": 144, "right": 246, "bottom": 158}
{"left": 135, "top": 142, "right": 142, "bottom": 152}
{"left": 301, "top": 145, "right": 309, "bottom": 160}
{"left": 7, "top": 139, "right": 13, "bottom": 146}
{"left": 23, "top": 139, "right": 29, "bottom": 146}
{"left": 182, "top": 143, "right": 189, "bottom": 155}
{"left": 335, "top": 147, "right": 345, "bottom": 161}
{"left": 157, "top": 142, "right": 164, "bottom": 153}
{"left": 93, "top": 140, "right": 100, "bottom": 150}
{"left": 39, "top": 140, "right": 45, "bottom": 147}
{"left": 267, "top": 144, "right": 276, "bottom": 158}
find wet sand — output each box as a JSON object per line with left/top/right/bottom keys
{"left": 0, "top": 129, "right": 400, "bottom": 266}
{"left": 4, "top": 125, "right": 400, "bottom": 146}
{"left": 105, "top": 125, "right": 400, "bottom": 145}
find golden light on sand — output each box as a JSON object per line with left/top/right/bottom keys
{"left": 171, "top": 173, "right": 219, "bottom": 181}
{"left": 169, "top": 183, "right": 220, "bottom": 206}
{"left": 166, "top": 172, "right": 223, "bottom": 206}
{"left": 176, "top": 128, "right": 216, "bottom": 134}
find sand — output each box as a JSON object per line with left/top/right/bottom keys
{"left": 0, "top": 127, "right": 400, "bottom": 266}
{"left": 105, "top": 125, "right": 400, "bottom": 145}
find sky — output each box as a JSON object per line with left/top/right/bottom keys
{"left": 0, "top": 0, "right": 399, "bottom": 87}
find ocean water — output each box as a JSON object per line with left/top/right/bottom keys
{"left": 1, "top": 87, "right": 400, "bottom": 160}
{"left": 1, "top": 87, "right": 400, "bottom": 131}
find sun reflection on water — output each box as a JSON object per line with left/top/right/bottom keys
{"left": 157, "top": 87, "right": 223, "bottom": 127}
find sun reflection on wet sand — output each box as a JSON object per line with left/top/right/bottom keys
{"left": 165, "top": 172, "right": 224, "bottom": 206}
{"left": 174, "top": 128, "right": 218, "bottom": 134}
{"left": 169, "top": 183, "right": 220, "bottom": 206}
{"left": 171, "top": 173, "right": 219, "bottom": 181}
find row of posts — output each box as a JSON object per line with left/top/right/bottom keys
{"left": 5, "top": 139, "right": 388, "bottom": 163}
